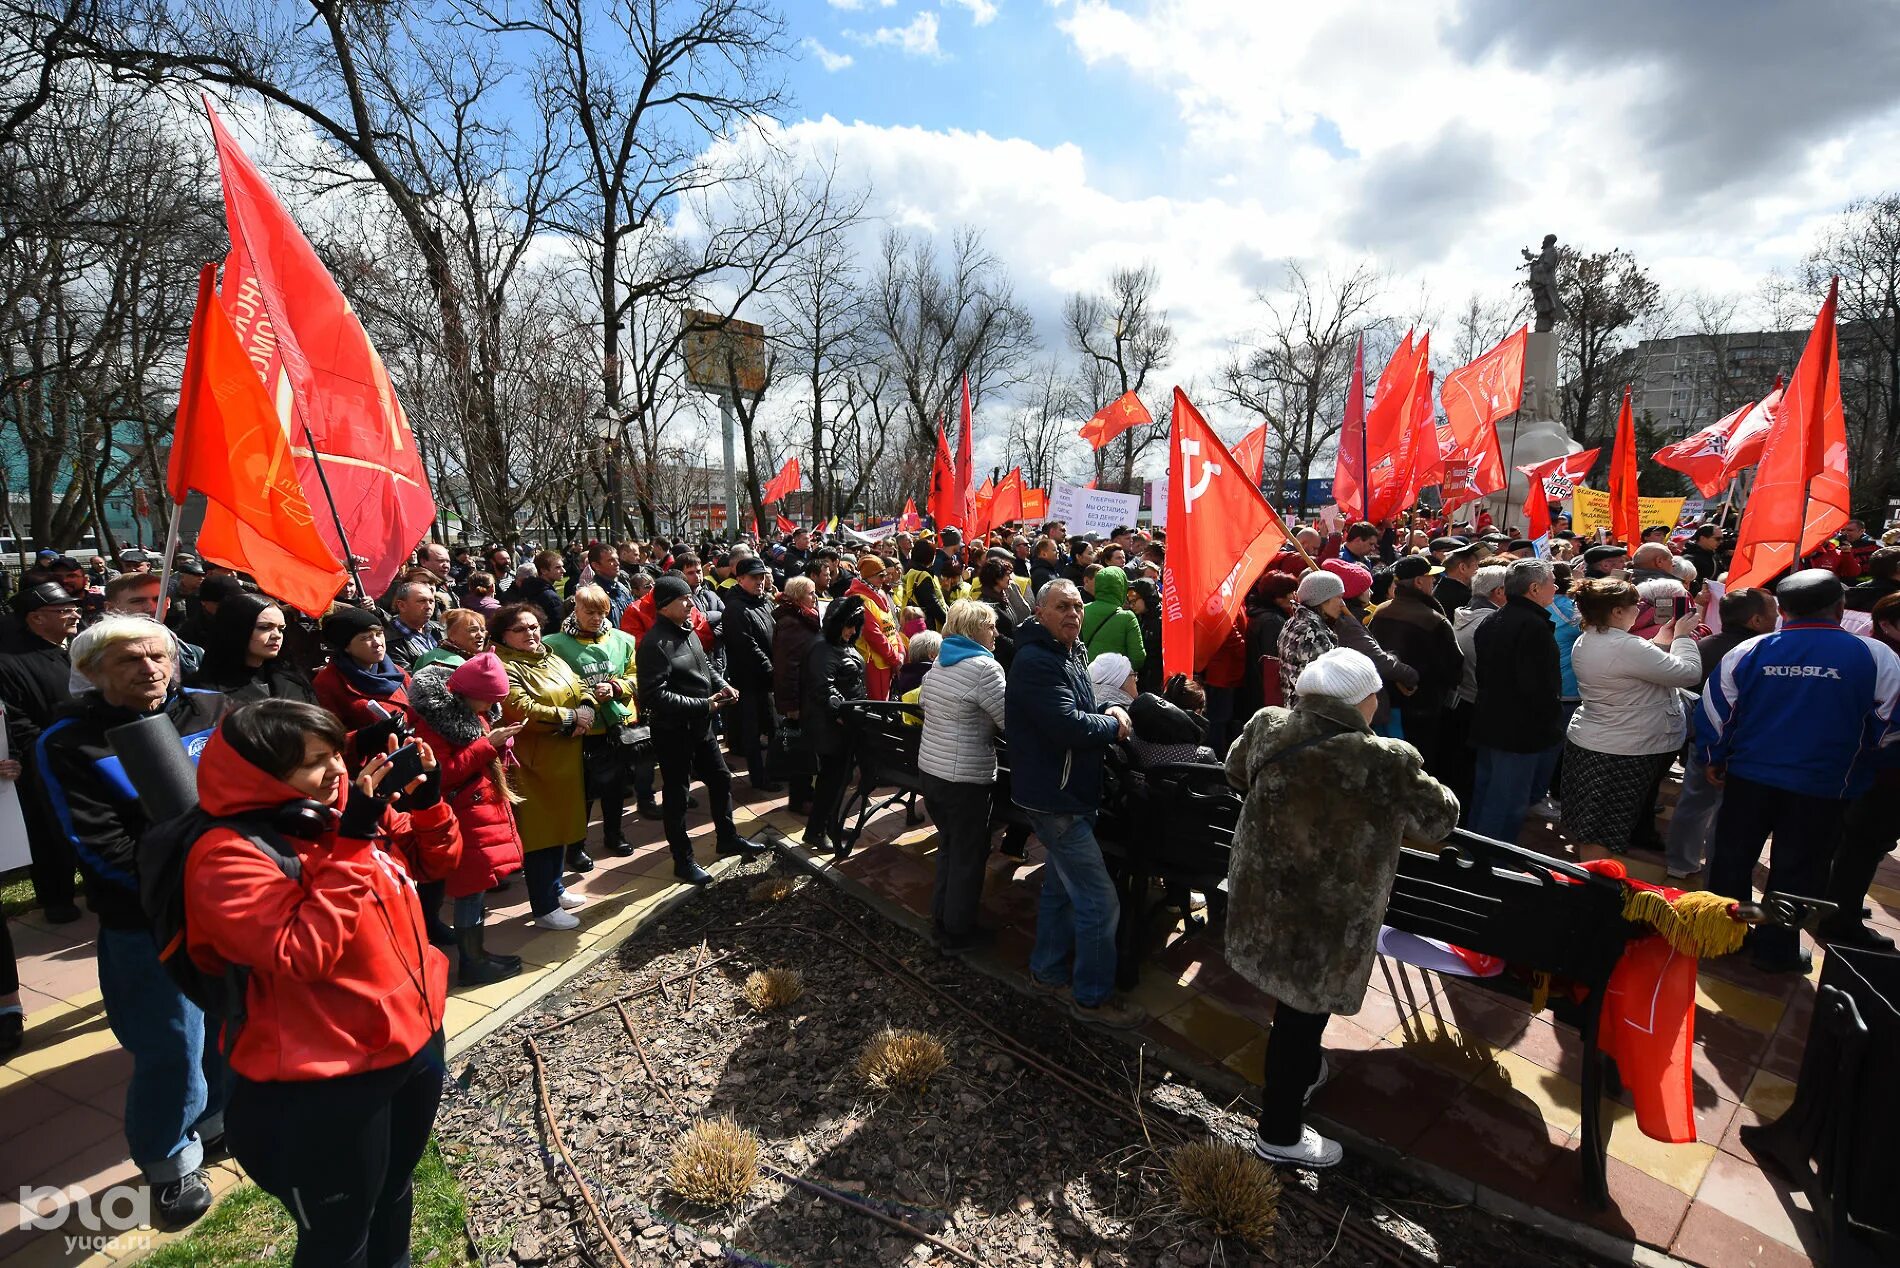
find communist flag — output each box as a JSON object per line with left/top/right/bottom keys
{"left": 205, "top": 100, "right": 433, "bottom": 598}
{"left": 926, "top": 422, "right": 959, "bottom": 529}
{"left": 956, "top": 376, "right": 975, "bottom": 527}
{"left": 169, "top": 264, "right": 346, "bottom": 615}
{"left": 984, "top": 468, "right": 1025, "bottom": 534}
{"left": 1438, "top": 326, "right": 1523, "bottom": 508}
{"left": 1517, "top": 449, "right": 1601, "bottom": 547}
{"left": 1331, "top": 336, "right": 1370, "bottom": 520}
{"left": 1230, "top": 422, "right": 1268, "bottom": 485}
{"left": 1730, "top": 279, "right": 1850, "bottom": 590}
{"left": 1162, "top": 389, "right": 1291, "bottom": 678}
{"left": 1079, "top": 390, "right": 1152, "bottom": 449}
{"left": 1653, "top": 384, "right": 1783, "bottom": 498}
{"left": 1609, "top": 385, "right": 1640, "bottom": 546}
{"left": 1359, "top": 331, "right": 1431, "bottom": 522}
{"left": 775, "top": 514, "right": 797, "bottom": 534}
{"left": 1397, "top": 360, "right": 1437, "bottom": 512}
{"left": 761, "top": 457, "right": 801, "bottom": 503}
{"left": 897, "top": 498, "right": 922, "bottom": 531}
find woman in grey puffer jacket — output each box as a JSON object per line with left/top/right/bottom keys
{"left": 918, "top": 600, "right": 1008, "bottom": 948}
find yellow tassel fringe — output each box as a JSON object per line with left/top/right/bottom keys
{"left": 1621, "top": 888, "right": 1747, "bottom": 959}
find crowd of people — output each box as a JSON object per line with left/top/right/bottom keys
{"left": 1, "top": 502, "right": 1896, "bottom": 1252}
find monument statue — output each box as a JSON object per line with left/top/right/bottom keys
{"left": 1520, "top": 233, "right": 1565, "bottom": 333}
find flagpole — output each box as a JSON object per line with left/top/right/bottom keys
{"left": 155, "top": 505, "right": 184, "bottom": 624}
{"left": 300, "top": 424, "right": 366, "bottom": 599}
{"left": 157, "top": 263, "right": 218, "bottom": 625}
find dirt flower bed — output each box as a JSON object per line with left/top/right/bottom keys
{"left": 439, "top": 857, "right": 1602, "bottom": 1267}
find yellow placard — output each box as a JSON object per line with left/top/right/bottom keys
{"left": 1567, "top": 486, "right": 1688, "bottom": 539}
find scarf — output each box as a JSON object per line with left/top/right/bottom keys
{"left": 939, "top": 634, "right": 992, "bottom": 667}
{"left": 561, "top": 612, "right": 610, "bottom": 641}
{"left": 335, "top": 652, "right": 406, "bottom": 698}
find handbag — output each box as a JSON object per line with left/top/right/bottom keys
{"left": 767, "top": 718, "right": 816, "bottom": 778}
{"left": 617, "top": 723, "right": 655, "bottom": 763}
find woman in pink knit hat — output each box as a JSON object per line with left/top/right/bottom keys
{"left": 407, "top": 650, "right": 529, "bottom": 984}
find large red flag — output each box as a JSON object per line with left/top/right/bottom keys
{"left": 1652, "top": 386, "right": 1783, "bottom": 497}
{"left": 1230, "top": 422, "right": 1269, "bottom": 485}
{"left": 926, "top": 422, "right": 959, "bottom": 529}
{"left": 1162, "top": 390, "right": 1292, "bottom": 678}
{"left": 969, "top": 476, "right": 995, "bottom": 539}
{"left": 1516, "top": 448, "right": 1601, "bottom": 545}
{"left": 1330, "top": 336, "right": 1369, "bottom": 520}
{"left": 204, "top": 100, "right": 433, "bottom": 598}
{"left": 1358, "top": 332, "right": 1430, "bottom": 522}
{"left": 1079, "top": 390, "right": 1153, "bottom": 449}
{"left": 989, "top": 468, "right": 1025, "bottom": 528}
{"left": 761, "top": 457, "right": 801, "bottom": 503}
{"left": 1397, "top": 358, "right": 1436, "bottom": 512}
{"left": 1609, "top": 385, "right": 1640, "bottom": 546}
{"left": 956, "top": 375, "right": 975, "bottom": 527}
{"left": 1438, "top": 326, "right": 1524, "bottom": 508}
{"left": 169, "top": 264, "right": 346, "bottom": 615}
{"left": 1730, "top": 279, "right": 1850, "bottom": 590}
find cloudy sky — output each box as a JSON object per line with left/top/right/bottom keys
{"left": 766, "top": 0, "right": 1900, "bottom": 444}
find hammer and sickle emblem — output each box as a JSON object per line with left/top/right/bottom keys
{"left": 1181, "top": 438, "right": 1221, "bottom": 509}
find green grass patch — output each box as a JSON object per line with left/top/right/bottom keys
{"left": 141, "top": 1140, "right": 474, "bottom": 1266}
{"left": 2, "top": 868, "right": 41, "bottom": 917}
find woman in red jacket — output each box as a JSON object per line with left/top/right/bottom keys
{"left": 184, "top": 700, "right": 461, "bottom": 1268}
{"left": 407, "top": 651, "right": 527, "bottom": 985}
{"left": 313, "top": 606, "right": 415, "bottom": 759}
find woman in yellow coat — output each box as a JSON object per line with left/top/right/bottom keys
{"left": 492, "top": 602, "right": 592, "bottom": 930}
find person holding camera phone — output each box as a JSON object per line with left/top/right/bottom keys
{"left": 637, "top": 573, "right": 764, "bottom": 884}
{"left": 1559, "top": 577, "right": 1702, "bottom": 855}
{"left": 491, "top": 604, "right": 593, "bottom": 927}
{"left": 183, "top": 699, "right": 460, "bottom": 1268}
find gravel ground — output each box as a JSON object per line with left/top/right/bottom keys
{"left": 438, "top": 856, "right": 1605, "bottom": 1268}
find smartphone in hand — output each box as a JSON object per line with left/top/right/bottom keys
{"left": 381, "top": 741, "right": 426, "bottom": 790}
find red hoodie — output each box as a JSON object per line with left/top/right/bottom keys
{"left": 183, "top": 728, "right": 463, "bottom": 1081}
{"left": 619, "top": 589, "right": 715, "bottom": 650}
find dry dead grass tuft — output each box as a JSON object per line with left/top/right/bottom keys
{"left": 854, "top": 1027, "right": 948, "bottom": 1093}
{"left": 742, "top": 967, "right": 805, "bottom": 1012}
{"left": 1168, "top": 1140, "right": 1281, "bottom": 1246}
{"left": 667, "top": 1116, "right": 761, "bottom": 1207}
{"left": 747, "top": 876, "right": 799, "bottom": 903}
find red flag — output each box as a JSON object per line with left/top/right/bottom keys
{"left": 1084, "top": 478, "right": 1098, "bottom": 491}
{"left": 1162, "top": 389, "right": 1292, "bottom": 678}
{"left": 1516, "top": 449, "right": 1601, "bottom": 544}
{"left": 970, "top": 477, "right": 996, "bottom": 537}
{"left": 1609, "top": 385, "right": 1640, "bottom": 546}
{"left": 1653, "top": 387, "right": 1782, "bottom": 498}
{"left": 898, "top": 498, "right": 922, "bottom": 531}
{"left": 1438, "top": 326, "right": 1523, "bottom": 508}
{"left": 169, "top": 264, "right": 346, "bottom": 615}
{"left": 956, "top": 376, "right": 975, "bottom": 527}
{"left": 1356, "top": 332, "right": 1431, "bottom": 522}
{"left": 1331, "top": 336, "right": 1369, "bottom": 520}
{"left": 1022, "top": 488, "right": 1047, "bottom": 521}
{"left": 1730, "top": 279, "right": 1850, "bottom": 590}
{"left": 747, "top": 514, "right": 758, "bottom": 537}
{"left": 204, "top": 100, "right": 433, "bottom": 598}
{"left": 1397, "top": 360, "right": 1437, "bottom": 512}
{"left": 761, "top": 457, "right": 801, "bottom": 503}
{"left": 989, "top": 468, "right": 1025, "bottom": 528}
{"left": 927, "top": 422, "right": 959, "bottom": 529}
{"left": 1230, "top": 423, "right": 1268, "bottom": 485}
{"left": 775, "top": 514, "right": 797, "bottom": 535}
{"left": 1078, "top": 390, "right": 1153, "bottom": 449}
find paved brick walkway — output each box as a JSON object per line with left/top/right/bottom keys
{"left": 748, "top": 796, "right": 1900, "bottom": 1268}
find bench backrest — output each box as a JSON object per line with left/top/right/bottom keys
{"left": 843, "top": 701, "right": 923, "bottom": 786}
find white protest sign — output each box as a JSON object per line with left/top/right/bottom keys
{"left": 1148, "top": 479, "right": 1166, "bottom": 527}
{"left": 1048, "top": 483, "right": 1141, "bottom": 537}
{"left": 0, "top": 706, "right": 29, "bottom": 873}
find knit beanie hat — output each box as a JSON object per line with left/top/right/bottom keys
{"left": 1321, "top": 558, "right": 1373, "bottom": 599}
{"left": 322, "top": 604, "right": 384, "bottom": 652}
{"left": 1088, "top": 652, "right": 1134, "bottom": 697}
{"left": 857, "top": 554, "right": 886, "bottom": 577}
{"left": 1295, "top": 569, "right": 1345, "bottom": 606}
{"left": 446, "top": 651, "right": 510, "bottom": 703}
{"left": 652, "top": 573, "right": 693, "bottom": 609}
{"left": 1293, "top": 647, "right": 1382, "bottom": 705}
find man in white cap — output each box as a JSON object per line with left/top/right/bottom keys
{"left": 1223, "top": 647, "right": 1459, "bottom": 1168}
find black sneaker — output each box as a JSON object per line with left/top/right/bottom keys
{"left": 43, "top": 902, "right": 83, "bottom": 924}
{"left": 566, "top": 846, "right": 595, "bottom": 874}
{"left": 154, "top": 1170, "right": 213, "bottom": 1228}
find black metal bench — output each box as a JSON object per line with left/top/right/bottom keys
{"left": 836, "top": 701, "right": 925, "bottom": 852}
{"left": 1096, "top": 761, "right": 1236, "bottom": 990}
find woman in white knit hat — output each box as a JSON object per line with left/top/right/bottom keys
{"left": 1223, "top": 647, "right": 1460, "bottom": 1168}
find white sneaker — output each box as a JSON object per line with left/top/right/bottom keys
{"left": 1252, "top": 1126, "right": 1343, "bottom": 1169}
{"left": 1304, "top": 1055, "right": 1331, "bottom": 1105}
{"left": 557, "top": 891, "right": 586, "bottom": 911}
{"left": 1530, "top": 796, "right": 1561, "bottom": 821}
{"left": 532, "top": 909, "right": 581, "bottom": 931}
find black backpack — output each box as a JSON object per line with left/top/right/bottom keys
{"left": 139, "top": 807, "right": 302, "bottom": 1025}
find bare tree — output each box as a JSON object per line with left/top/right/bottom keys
{"left": 1064, "top": 263, "right": 1173, "bottom": 491}
{"left": 765, "top": 221, "right": 868, "bottom": 520}
{"left": 1804, "top": 194, "right": 1900, "bottom": 512}
{"left": 1557, "top": 246, "right": 1662, "bottom": 449}
{"left": 1219, "top": 261, "right": 1385, "bottom": 513}
{"left": 1449, "top": 291, "right": 1519, "bottom": 366}
{"left": 1005, "top": 359, "right": 1084, "bottom": 491}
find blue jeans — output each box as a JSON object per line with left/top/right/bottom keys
{"left": 1026, "top": 810, "right": 1120, "bottom": 1007}
{"left": 522, "top": 847, "right": 566, "bottom": 916}
{"left": 1469, "top": 745, "right": 1561, "bottom": 844}
{"left": 96, "top": 927, "right": 227, "bottom": 1183}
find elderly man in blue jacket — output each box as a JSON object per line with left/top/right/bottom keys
{"left": 1698, "top": 569, "right": 1900, "bottom": 973}
{"left": 1005, "top": 578, "right": 1142, "bottom": 1028}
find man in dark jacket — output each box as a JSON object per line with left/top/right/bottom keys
{"left": 1005, "top": 579, "right": 1141, "bottom": 1029}
{"left": 1467, "top": 559, "right": 1563, "bottom": 844}
{"left": 1029, "top": 537, "right": 1063, "bottom": 598}
{"left": 0, "top": 583, "right": 84, "bottom": 920}
{"left": 1433, "top": 545, "right": 1481, "bottom": 621}
{"left": 1369, "top": 557, "right": 1465, "bottom": 783}
{"left": 637, "top": 574, "right": 761, "bottom": 882}
{"left": 1683, "top": 524, "right": 1723, "bottom": 583}
{"left": 517, "top": 550, "right": 565, "bottom": 629}
{"left": 1846, "top": 547, "right": 1900, "bottom": 613}
{"left": 37, "top": 617, "right": 227, "bottom": 1227}
{"left": 721, "top": 557, "right": 778, "bottom": 791}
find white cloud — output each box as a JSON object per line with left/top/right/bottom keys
{"left": 826, "top": 0, "right": 895, "bottom": 9}
{"left": 800, "top": 36, "right": 854, "bottom": 73}
{"left": 943, "top": 0, "right": 1000, "bottom": 25}
{"left": 850, "top": 11, "right": 945, "bottom": 60}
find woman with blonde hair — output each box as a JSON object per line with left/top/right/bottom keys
{"left": 919, "top": 600, "right": 1007, "bottom": 948}
{"left": 492, "top": 603, "right": 593, "bottom": 928}
{"left": 544, "top": 584, "right": 646, "bottom": 852}
{"left": 410, "top": 607, "right": 490, "bottom": 673}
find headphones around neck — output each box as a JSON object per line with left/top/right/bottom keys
{"left": 272, "top": 799, "right": 341, "bottom": 840}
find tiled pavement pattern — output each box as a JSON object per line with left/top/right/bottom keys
{"left": 6, "top": 771, "right": 1896, "bottom": 1267}
{"left": 750, "top": 795, "right": 1900, "bottom": 1268}
{"left": 0, "top": 794, "right": 767, "bottom": 1267}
